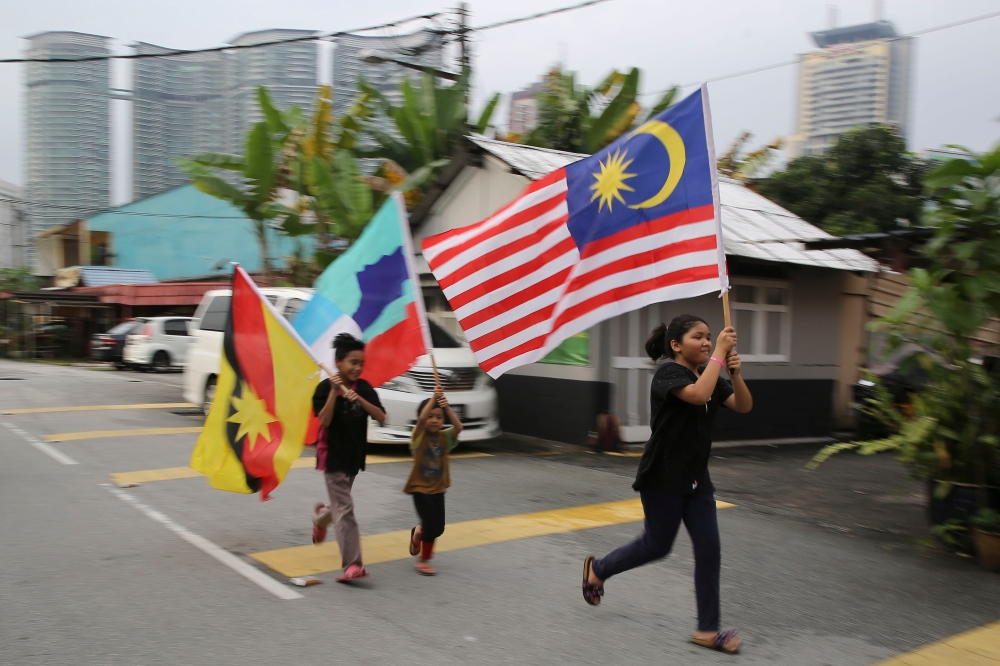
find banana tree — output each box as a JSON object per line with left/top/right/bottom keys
{"left": 178, "top": 93, "right": 287, "bottom": 279}
{"left": 524, "top": 67, "right": 678, "bottom": 154}
{"left": 358, "top": 67, "right": 500, "bottom": 207}
{"left": 179, "top": 86, "right": 377, "bottom": 272}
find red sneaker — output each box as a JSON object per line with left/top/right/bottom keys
{"left": 312, "top": 503, "right": 328, "bottom": 545}
{"left": 336, "top": 564, "right": 369, "bottom": 583}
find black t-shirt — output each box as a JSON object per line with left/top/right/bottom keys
{"left": 633, "top": 361, "right": 734, "bottom": 495}
{"left": 312, "top": 378, "right": 383, "bottom": 477}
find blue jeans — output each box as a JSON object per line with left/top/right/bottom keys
{"left": 593, "top": 490, "right": 721, "bottom": 632}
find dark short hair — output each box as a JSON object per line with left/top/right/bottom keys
{"left": 417, "top": 397, "right": 443, "bottom": 418}
{"left": 645, "top": 314, "right": 709, "bottom": 360}
{"left": 333, "top": 333, "right": 365, "bottom": 361}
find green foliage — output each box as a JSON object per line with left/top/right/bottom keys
{"left": 718, "top": 132, "right": 783, "bottom": 183}
{"left": 524, "top": 67, "right": 652, "bottom": 154}
{"left": 930, "top": 519, "right": 968, "bottom": 548}
{"left": 0, "top": 268, "right": 41, "bottom": 292}
{"left": 360, "top": 67, "right": 500, "bottom": 186}
{"left": 971, "top": 508, "right": 1000, "bottom": 534}
{"left": 755, "top": 125, "right": 929, "bottom": 236}
{"left": 810, "top": 141, "right": 1000, "bottom": 514}
{"left": 179, "top": 85, "right": 379, "bottom": 273}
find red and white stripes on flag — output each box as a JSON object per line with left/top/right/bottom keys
{"left": 422, "top": 172, "right": 727, "bottom": 378}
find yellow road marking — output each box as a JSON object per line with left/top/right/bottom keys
{"left": 250, "top": 498, "right": 736, "bottom": 577}
{"left": 46, "top": 427, "right": 203, "bottom": 442}
{"left": 604, "top": 451, "right": 643, "bottom": 458}
{"left": 109, "top": 451, "right": 492, "bottom": 484}
{"left": 2, "top": 402, "right": 195, "bottom": 415}
{"left": 874, "top": 621, "right": 1000, "bottom": 665}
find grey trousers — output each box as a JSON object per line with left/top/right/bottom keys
{"left": 314, "top": 471, "right": 362, "bottom": 569}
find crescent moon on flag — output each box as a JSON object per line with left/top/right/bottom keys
{"left": 628, "top": 120, "right": 687, "bottom": 210}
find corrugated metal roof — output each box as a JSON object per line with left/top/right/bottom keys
{"left": 466, "top": 135, "right": 879, "bottom": 273}
{"left": 468, "top": 135, "right": 586, "bottom": 180}
{"left": 78, "top": 266, "right": 159, "bottom": 287}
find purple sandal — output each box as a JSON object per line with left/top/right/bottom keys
{"left": 691, "top": 629, "right": 742, "bottom": 654}
{"left": 582, "top": 556, "right": 604, "bottom": 606}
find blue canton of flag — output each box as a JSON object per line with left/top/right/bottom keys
{"left": 422, "top": 85, "right": 729, "bottom": 378}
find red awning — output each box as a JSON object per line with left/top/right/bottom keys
{"left": 70, "top": 282, "right": 223, "bottom": 306}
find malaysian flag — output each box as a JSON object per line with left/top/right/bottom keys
{"left": 421, "top": 85, "right": 729, "bottom": 378}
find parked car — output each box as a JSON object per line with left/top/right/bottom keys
{"left": 123, "top": 317, "right": 194, "bottom": 371}
{"left": 90, "top": 319, "right": 143, "bottom": 368}
{"left": 183, "top": 289, "right": 500, "bottom": 444}
{"left": 28, "top": 320, "right": 73, "bottom": 358}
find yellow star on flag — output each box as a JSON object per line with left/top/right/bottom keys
{"left": 590, "top": 147, "right": 637, "bottom": 212}
{"left": 227, "top": 381, "right": 278, "bottom": 450}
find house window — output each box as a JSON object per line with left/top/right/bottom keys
{"left": 729, "top": 279, "right": 791, "bottom": 362}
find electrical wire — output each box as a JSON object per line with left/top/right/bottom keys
{"left": 0, "top": 0, "right": 623, "bottom": 64}
{"left": 638, "top": 8, "right": 1000, "bottom": 96}
{"left": 0, "top": 13, "right": 440, "bottom": 64}
{"left": 0, "top": 196, "right": 248, "bottom": 220}
{"left": 471, "top": 0, "right": 617, "bottom": 32}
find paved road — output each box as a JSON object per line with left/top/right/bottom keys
{"left": 2, "top": 360, "right": 999, "bottom": 665}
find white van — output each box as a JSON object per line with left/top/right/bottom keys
{"left": 183, "top": 289, "right": 500, "bottom": 444}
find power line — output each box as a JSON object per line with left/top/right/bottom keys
{"left": 0, "top": 196, "right": 249, "bottom": 220}
{"left": 0, "top": 13, "right": 441, "bottom": 64}
{"left": 639, "top": 8, "right": 1000, "bottom": 96}
{"left": 473, "top": 0, "right": 616, "bottom": 32}
{"left": 0, "top": 0, "right": 622, "bottom": 64}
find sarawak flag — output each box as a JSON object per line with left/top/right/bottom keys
{"left": 293, "top": 193, "right": 431, "bottom": 387}
{"left": 422, "top": 85, "right": 729, "bottom": 378}
{"left": 191, "top": 265, "right": 320, "bottom": 499}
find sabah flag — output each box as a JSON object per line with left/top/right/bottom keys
{"left": 422, "top": 85, "right": 728, "bottom": 378}
{"left": 191, "top": 265, "right": 320, "bottom": 499}
{"left": 293, "top": 192, "right": 432, "bottom": 387}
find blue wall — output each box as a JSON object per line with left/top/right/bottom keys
{"left": 87, "top": 185, "right": 311, "bottom": 281}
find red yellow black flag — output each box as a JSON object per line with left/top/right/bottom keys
{"left": 190, "top": 266, "right": 320, "bottom": 499}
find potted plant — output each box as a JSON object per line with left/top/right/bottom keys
{"left": 810, "top": 143, "right": 1000, "bottom": 548}
{"left": 971, "top": 509, "right": 1000, "bottom": 571}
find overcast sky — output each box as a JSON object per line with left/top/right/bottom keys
{"left": 1, "top": 0, "right": 998, "bottom": 202}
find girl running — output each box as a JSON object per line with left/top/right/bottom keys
{"left": 404, "top": 386, "right": 463, "bottom": 576}
{"left": 581, "top": 315, "right": 752, "bottom": 654}
{"left": 311, "top": 333, "right": 385, "bottom": 583}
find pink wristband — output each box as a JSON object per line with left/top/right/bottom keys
{"left": 710, "top": 356, "right": 725, "bottom": 368}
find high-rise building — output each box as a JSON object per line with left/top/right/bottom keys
{"left": 508, "top": 81, "right": 543, "bottom": 136}
{"left": 131, "top": 43, "right": 227, "bottom": 201}
{"left": 0, "top": 180, "right": 26, "bottom": 269}
{"left": 225, "top": 29, "right": 322, "bottom": 155}
{"left": 332, "top": 29, "right": 444, "bottom": 127}
{"left": 23, "top": 32, "right": 111, "bottom": 270}
{"left": 789, "top": 20, "right": 913, "bottom": 158}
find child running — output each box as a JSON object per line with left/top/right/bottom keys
{"left": 311, "top": 333, "right": 385, "bottom": 583}
{"left": 404, "top": 385, "right": 463, "bottom": 576}
{"left": 581, "top": 315, "right": 752, "bottom": 655}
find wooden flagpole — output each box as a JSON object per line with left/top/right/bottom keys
{"left": 722, "top": 291, "right": 734, "bottom": 375}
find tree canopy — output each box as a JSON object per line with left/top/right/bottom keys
{"left": 755, "top": 124, "right": 930, "bottom": 237}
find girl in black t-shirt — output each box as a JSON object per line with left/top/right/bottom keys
{"left": 581, "top": 314, "right": 752, "bottom": 654}
{"left": 310, "top": 333, "right": 385, "bottom": 582}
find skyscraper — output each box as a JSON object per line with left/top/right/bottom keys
{"left": 0, "top": 180, "right": 26, "bottom": 269}
{"left": 789, "top": 21, "right": 913, "bottom": 158}
{"left": 131, "top": 43, "right": 226, "bottom": 201}
{"left": 508, "top": 81, "right": 544, "bottom": 136}
{"left": 23, "top": 32, "right": 111, "bottom": 270}
{"left": 225, "top": 29, "right": 322, "bottom": 155}
{"left": 332, "top": 29, "right": 444, "bottom": 125}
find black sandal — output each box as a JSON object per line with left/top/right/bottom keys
{"left": 581, "top": 556, "right": 604, "bottom": 606}
{"left": 691, "top": 629, "right": 741, "bottom": 654}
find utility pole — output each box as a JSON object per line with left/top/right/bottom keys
{"left": 457, "top": 2, "right": 469, "bottom": 72}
